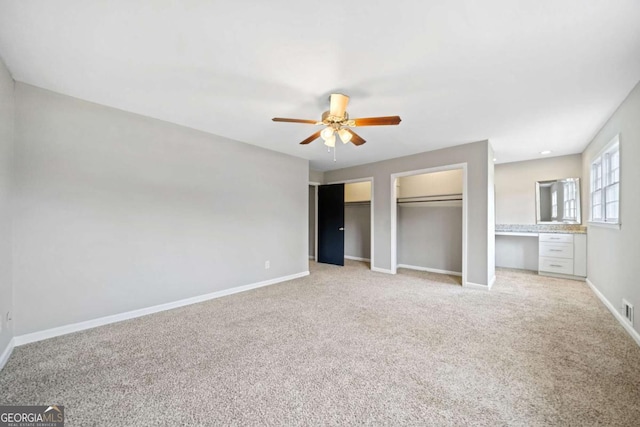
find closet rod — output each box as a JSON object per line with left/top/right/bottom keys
{"left": 397, "top": 199, "right": 462, "bottom": 204}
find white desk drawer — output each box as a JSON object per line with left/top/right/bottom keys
{"left": 539, "top": 257, "right": 574, "bottom": 275}
{"left": 539, "top": 242, "right": 573, "bottom": 259}
{"left": 539, "top": 233, "right": 573, "bottom": 243}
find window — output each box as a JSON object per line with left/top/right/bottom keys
{"left": 590, "top": 135, "right": 620, "bottom": 225}
{"left": 551, "top": 189, "right": 558, "bottom": 219}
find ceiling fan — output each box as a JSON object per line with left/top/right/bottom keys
{"left": 272, "top": 94, "right": 401, "bottom": 149}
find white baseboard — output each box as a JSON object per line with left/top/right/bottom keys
{"left": 14, "top": 271, "right": 310, "bottom": 347}
{"left": 344, "top": 255, "right": 371, "bottom": 262}
{"left": 539, "top": 271, "right": 586, "bottom": 281}
{"left": 586, "top": 278, "right": 640, "bottom": 347}
{"left": 0, "top": 337, "right": 15, "bottom": 371}
{"left": 371, "top": 266, "right": 395, "bottom": 274}
{"left": 308, "top": 255, "right": 315, "bottom": 260}
{"left": 397, "top": 264, "right": 462, "bottom": 277}
{"left": 464, "top": 281, "right": 490, "bottom": 291}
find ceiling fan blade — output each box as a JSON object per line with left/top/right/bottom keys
{"left": 347, "top": 129, "right": 366, "bottom": 146}
{"left": 272, "top": 118, "right": 320, "bottom": 124}
{"left": 329, "top": 93, "right": 350, "bottom": 118}
{"left": 300, "top": 131, "right": 322, "bottom": 145}
{"left": 351, "top": 116, "right": 402, "bottom": 126}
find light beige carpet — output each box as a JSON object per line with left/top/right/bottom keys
{"left": 1, "top": 261, "right": 639, "bottom": 426}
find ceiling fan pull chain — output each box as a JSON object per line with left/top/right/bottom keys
{"left": 333, "top": 147, "right": 336, "bottom": 162}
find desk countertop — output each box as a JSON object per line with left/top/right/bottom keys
{"left": 495, "top": 224, "right": 587, "bottom": 235}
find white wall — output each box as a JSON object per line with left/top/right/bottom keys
{"left": 12, "top": 83, "right": 309, "bottom": 336}
{"left": 582, "top": 80, "right": 640, "bottom": 338}
{"left": 495, "top": 154, "right": 582, "bottom": 224}
{"left": 487, "top": 144, "right": 495, "bottom": 282}
{"left": 0, "top": 58, "right": 14, "bottom": 358}
{"left": 325, "top": 140, "right": 494, "bottom": 287}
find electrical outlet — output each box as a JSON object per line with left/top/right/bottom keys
{"left": 265, "top": 260, "right": 270, "bottom": 269}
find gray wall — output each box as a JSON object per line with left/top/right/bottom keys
{"left": 495, "top": 154, "right": 582, "bottom": 224}
{"left": 12, "top": 83, "right": 309, "bottom": 336}
{"left": 344, "top": 203, "right": 371, "bottom": 260}
{"left": 581, "top": 80, "right": 640, "bottom": 337}
{"left": 495, "top": 236, "right": 538, "bottom": 270}
{"left": 308, "top": 185, "right": 315, "bottom": 258}
{"left": 0, "top": 59, "right": 14, "bottom": 356}
{"left": 325, "top": 140, "right": 494, "bottom": 287}
{"left": 398, "top": 206, "right": 462, "bottom": 272}
{"left": 309, "top": 169, "right": 323, "bottom": 184}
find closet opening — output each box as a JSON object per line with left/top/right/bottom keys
{"left": 391, "top": 164, "right": 467, "bottom": 286}
{"left": 315, "top": 178, "right": 373, "bottom": 269}
{"left": 344, "top": 181, "right": 372, "bottom": 267}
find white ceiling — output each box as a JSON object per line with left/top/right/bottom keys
{"left": 1, "top": 1, "right": 639, "bottom": 171}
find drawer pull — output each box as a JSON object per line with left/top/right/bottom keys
{"left": 549, "top": 249, "right": 562, "bottom": 252}
{"left": 550, "top": 264, "right": 563, "bottom": 267}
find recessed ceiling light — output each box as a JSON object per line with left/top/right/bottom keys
{"left": 493, "top": 158, "right": 497, "bottom": 162}
{"left": 540, "top": 150, "right": 552, "bottom": 155}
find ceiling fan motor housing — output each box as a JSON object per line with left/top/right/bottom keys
{"left": 321, "top": 110, "right": 349, "bottom": 125}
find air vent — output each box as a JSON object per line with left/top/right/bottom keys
{"left": 622, "top": 299, "right": 634, "bottom": 325}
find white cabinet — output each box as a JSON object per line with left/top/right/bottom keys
{"left": 538, "top": 233, "right": 587, "bottom": 279}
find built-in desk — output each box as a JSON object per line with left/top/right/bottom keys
{"left": 495, "top": 226, "right": 587, "bottom": 280}
{"left": 495, "top": 231, "right": 538, "bottom": 237}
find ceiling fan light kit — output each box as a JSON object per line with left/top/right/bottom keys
{"left": 272, "top": 93, "right": 401, "bottom": 161}
{"left": 324, "top": 135, "right": 336, "bottom": 148}
{"left": 338, "top": 128, "right": 352, "bottom": 144}
{"left": 320, "top": 126, "right": 335, "bottom": 140}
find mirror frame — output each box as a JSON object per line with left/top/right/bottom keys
{"left": 535, "top": 178, "right": 581, "bottom": 224}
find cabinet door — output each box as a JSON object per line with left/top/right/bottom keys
{"left": 574, "top": 234, "right": 587, "bottom": 277}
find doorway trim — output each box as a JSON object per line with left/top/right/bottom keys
{"left": 390, "top": 163, "right": 468, "bottom": 287}
{"left": 309, "top": 181, "right": 321, "bottom": 261}
{"left": 326, "top": 177, "right": 374, "bottom": 270}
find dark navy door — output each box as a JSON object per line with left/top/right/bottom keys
{"left": 317, "top": 184, "right": 344, "bottom": 266}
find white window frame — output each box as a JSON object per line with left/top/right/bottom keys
{"left": 589, "top": 134, "right": 620, "bottom": 229}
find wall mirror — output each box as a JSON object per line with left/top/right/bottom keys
{"left": 536, "top": 178, "right": 581, "bottom": 224}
